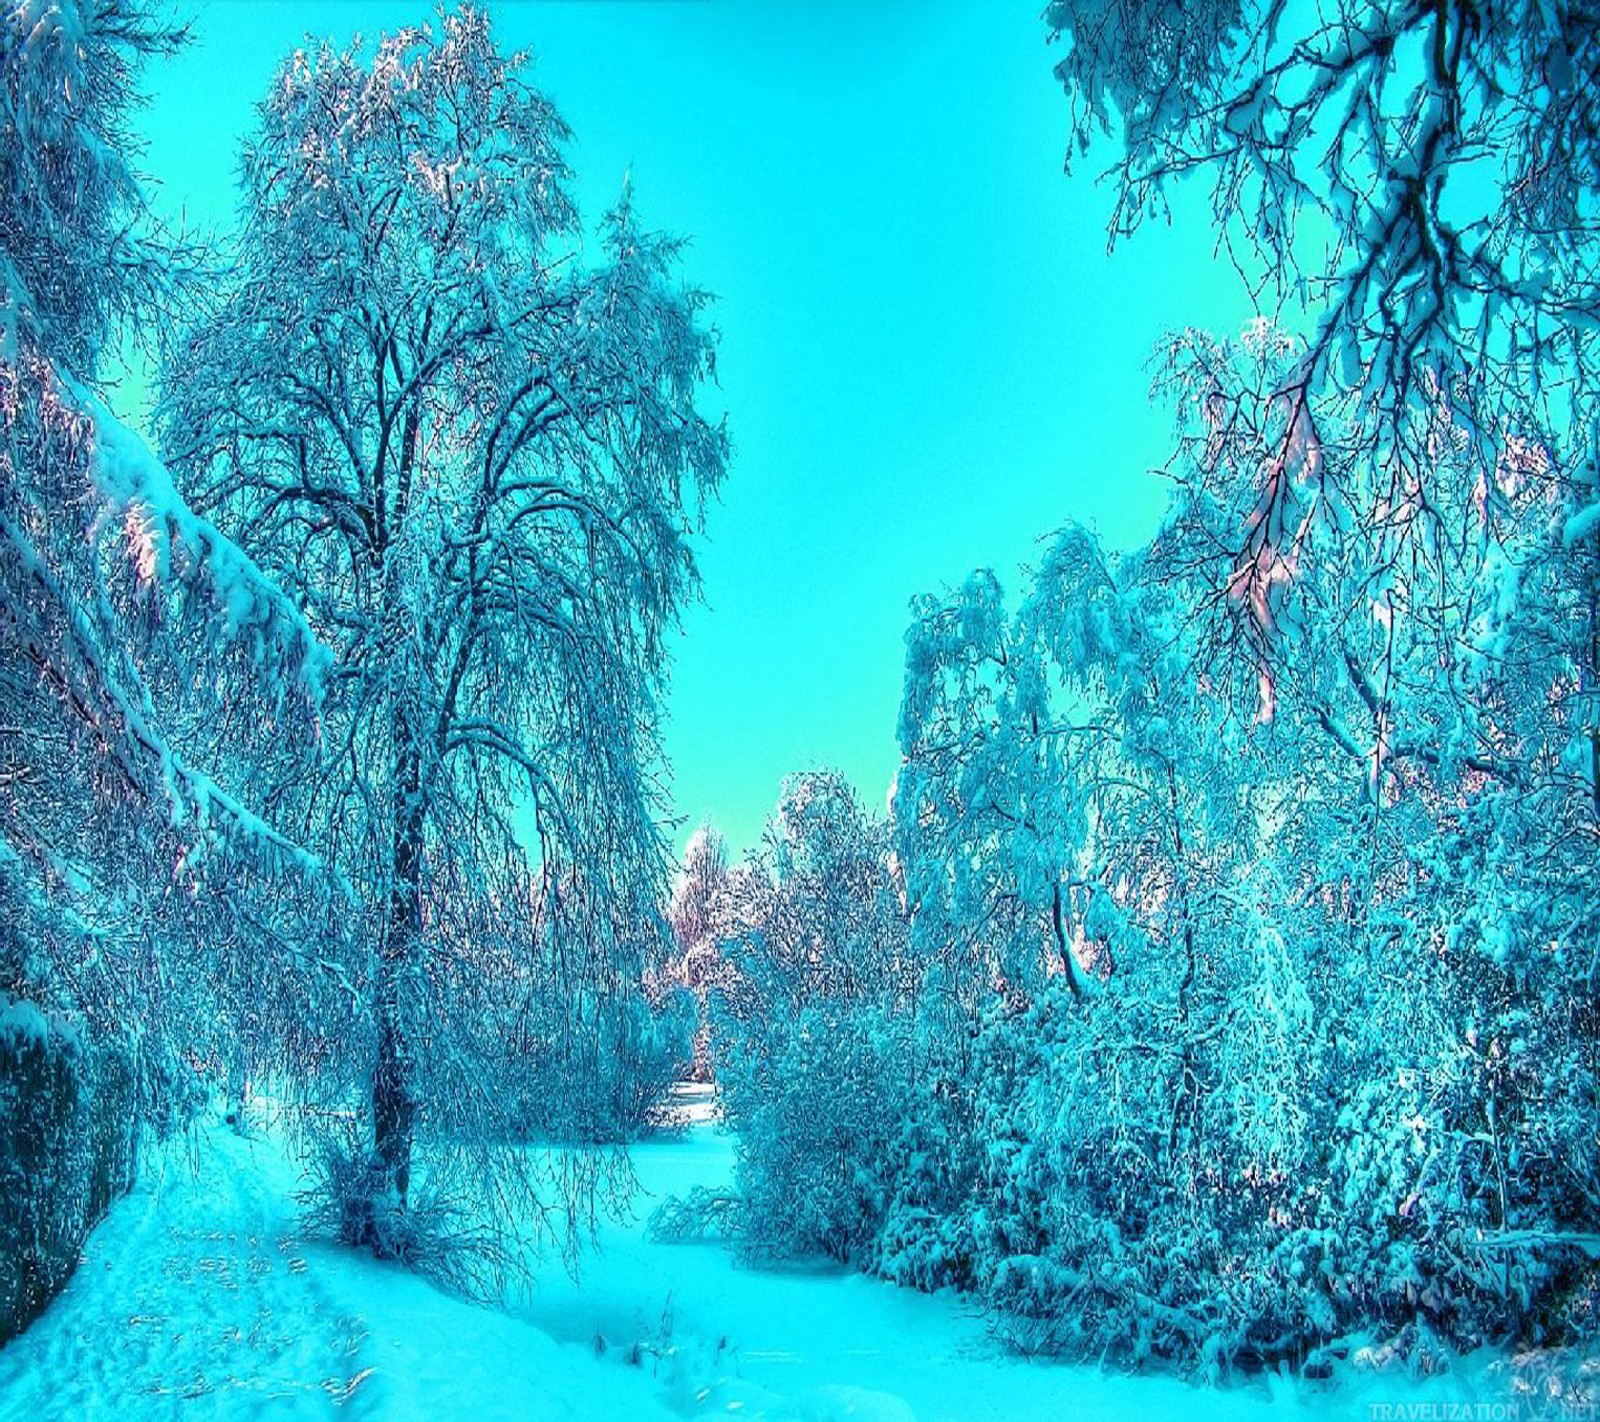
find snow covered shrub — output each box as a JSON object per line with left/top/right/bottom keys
{"left": 299, "top": 1118, "right": 514, "bottom": 1297}
{"left": 716, "top": 998, "right": 912, "bottom": 1264}
{"left": 947, "top": 876, "right": 1583, "bottom": 1374}
{"left": 1304, "top": 961, "right": 1600, "bottom": 1358}
{"left": 871, "top": 1067, "right": 982, "bottom": 1291}
{"left": 1314, "top": 1064, "right": 1475, "bottom": 1338}
{"left": 933, "top": 791, "right": 1598, "bottom": 1374}
{"left": 0, "top": 997, "right": 137, "bottom": 1343}
{"left": 495, "top": 982, "right": 695, "bottom": 1145}
{"left": 957, "top": 980, "right": 1224, "bottom": 1365}
{"left": 647, "top": 1185, "right": 744, "bottom": 1244}
{"left": 706, "top": 773, "right": 920, "bottom": 1264}
{"left": 624, "top": 985, "right": 699, "bottom": 1134}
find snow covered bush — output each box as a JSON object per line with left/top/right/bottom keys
{"left": 500, "top": 982, "right": 696, "bottom": 1145}
{"left": 615, "top": 985, "right": 699, "bottom": 1136}
{"left": 861, "top": 359, "right": 1600, "bottom": 1373}
{"left": 705, "top": 773, "right": 922, "bottom": 1264}
{"left": 717, "top": 998, "right": 911, "bottom": 1264}
{"left": 0, "top": 994, "right": 137, "bottom": 1343}
{"left": 870, "top": 1064, "right": 982, "bottom": 1292}
{"left": 299, "top": 1116, "right": 515, "bottom": 1296}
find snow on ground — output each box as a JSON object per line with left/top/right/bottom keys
{"left": 0, "top": 1104, "right": 1523, "bottom": 1421}
{"left": 524, "top": 1115, "right": 1520, "bottom": 1422}
{"left": 0, "top": 1122, "right": 679, "bottom": 1422}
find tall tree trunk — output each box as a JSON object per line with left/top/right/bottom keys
{"left": 1165, "top": 760, "right": 1203, "bottom": 1165}
{"left": 1588, "top": 492, "right": 1600, "bottom": 818}
{"left": 367, "top": 422, "right": 423, "bottom": 1236}
{"left": 369, "top": 718, "right": 423, "bottom": 1244}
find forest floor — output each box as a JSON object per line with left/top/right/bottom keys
{"left": 0, "top": 1096, "right": 1532, "bottom": 1421}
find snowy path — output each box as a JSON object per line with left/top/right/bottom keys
{"left": 0, "top": 1130, "right": 368, "bottom": 1419}
{"left": 0, "top": 1114, "right": 1518, "bottom": 1421}
{"left": 0, "top": 1127, "right": 680, "bottom": 1422}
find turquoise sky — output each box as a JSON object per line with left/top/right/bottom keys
{"left": 130, "top": 1, "right": 1254, "bottom": 855}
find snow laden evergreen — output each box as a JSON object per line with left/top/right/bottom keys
{"left": 1, "top": 0, "right": 333, "bottom": 1127}
{"left": 156, "top": 10, "right": 726, "bottom": 1268}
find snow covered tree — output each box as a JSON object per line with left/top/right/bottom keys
{"left": 1, "top": 1, "right": 352, "bottom": 1340}
{"left": 158, "top": 10, "right": 727, "bottom": 1254}
{"left": 742, "top": 771, "right": 910, "bottom": 1009}
{"left": 2, "top": 0, "right": 334, "bottom": 1104}
{"left": 667, "top": 825, "right": 735, "bottom": 1079}
{"left": 1149, "top": 315, "right": 1600, "bottom": 1260}
{"left": 896, "top": 569, "right": 1051, "bottom": 1020}
{"left": 670, "top": 826, "right": 731, "bottom": 972}
{"left": 2, "top": 0, "right": 185, "bottom": 370}
{"left": 1046, "top": 0, "right": 1597, "bottom": 442}
{"left": 891, "top": 521, "right": 1337, "bottom": 1363}
{"left": 876, "top": 393, "right": 1600, "bottom": 1368}
{"left": 1046, "top": 0, "right": 1600, "bottom": 760}
{"left": 1042, "top": 3, "right": 1600, "bottom": 1338}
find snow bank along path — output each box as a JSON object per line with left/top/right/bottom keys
{"left": 0, "top": 1112, "right": 1518, "bottom": 1421}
